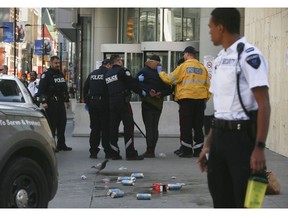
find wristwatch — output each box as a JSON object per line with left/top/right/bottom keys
{"left": 256, "top": 141, "right": 266, "bottom": 149}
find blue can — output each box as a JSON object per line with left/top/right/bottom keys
{"left": 167, "top": 183, "right": 182, "bottom": 190}
{"left": 107, "top": 188, "right": 121, "bottom": 196}
{"left": 136, "top": 193, "right": 151, "bottom": 200}
{"left": 131, "top": 173, "right": 144, "bottom": 179}
{"left": 111, "top": 190, "right": 124, "bottom": 198}
{"left": 121, "top": 179, "right": 134, "bottom": 186}
{"left": 117, "top": 176, "right": 136, "bottom": 182}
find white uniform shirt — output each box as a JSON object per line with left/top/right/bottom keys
{"left": 210, "top": 37, "right": 269, "bottom": 120}
{"left": 27, "top": 79, "right": 39, "bottom": 97}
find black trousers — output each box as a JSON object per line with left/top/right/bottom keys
{"left": 178, "top": 99, "right": 205, "bottom": 153}
{"left": 207, "top": 127, "right": 254, "bottom": 207}
{"left": 45, "top": 101, "right": 67, "bottom": 148}
{"left": 88, "top": 98, "right": 111, "bottom": 156}
{"left": 109, "top": 96, "right": 137, "bottom": 157}
{"left": 141, "top": 102, "right": 162, "bottom": 153}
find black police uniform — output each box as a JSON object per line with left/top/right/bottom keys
{"left": 83, "top": 65, "right": 112, "bottom": 158}
{"left": 105, "top": 64, "right": 144, "bottom": 160}
{"left": 37, "top": 67, "right": 70, "bottom": 151}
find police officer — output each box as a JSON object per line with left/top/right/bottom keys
{"left": 198, "top": 8, "right": 271, "bottom": 208}
{"left": 105, "top": 54, "right": 145, "bottom": 160}
{"left": 38, "top": 56, "right": 72, "bottom": 152}
{"left": 83, "top": 59, "right": 113, "bottom": 159}
{"left": 158, "top": 46, "right": 211, "bottom": 158}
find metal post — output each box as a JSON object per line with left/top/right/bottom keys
{"left": 59, "top": 43, "right": 62, "bottom": 73}
{"left": 14, "top": 8, "right": 17, "bottom": 76}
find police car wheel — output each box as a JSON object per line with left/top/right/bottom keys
{"left": 0, "top": 156, "right": 49, "bottom": 208}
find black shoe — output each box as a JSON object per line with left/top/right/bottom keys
{"left": 193, "top": 149, "right": 202, "bottom": 157}
{"left": 126, "top": 155, "right": 144, "bottom": 160}
{"left": 141, "top": 152, "right": 155, "bottom": 158}
{"left": 90, "top": 155, "right": 97, "bottom": 159}
{"left": 111, "top": 154, "right": 122, "bottom": 160}
{"left": 178, "top": 151, "right": 193, "bottom": 158}
{"left": 105, "top": 154, "right": 113, "bottom": 159}
{"left": 174, "top": 148, "right": 182, "bottom": 155}
{"left": 58, "top": 146, "right": 72, "bottom": 151}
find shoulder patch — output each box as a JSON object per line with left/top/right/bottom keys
{"left": 245, "top": 47, "right": 255, "bottom": 53}
{"left": 41, "top": 73, "right": 45, "bottom": 79}
{"left": 125, "top": 70, "right": 131, "bottom": 76}
{"left": 246, "top": 54, "right": 261, "bottom": 69}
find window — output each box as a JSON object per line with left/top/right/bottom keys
{"left": 0, "top": 79, "right": 24, "bottom": 103}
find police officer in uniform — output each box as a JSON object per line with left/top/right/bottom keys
{"left": 38, "top": 56, "right": 72, "bottom": 152}
{"left": 158, "top": 46, "right": 211, "bottom": 158}
{"left": 83, "top": 59, "right": 113, "bottom": 159}
{"left": 105, "top": 54, "right": 145, "bottom": 160}
{"left": 198, "top": 8, "right": 271, "bottom": 208}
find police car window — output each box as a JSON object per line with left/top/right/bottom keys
{"left": 0, "top": 80, "right": 24, "bottom": 103}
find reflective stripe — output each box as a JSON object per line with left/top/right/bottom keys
{"left": 169, "top": 74, "right": 177, "bottom": 85}
{"left": 125, "top": 138, "right": 132, "bottom": 149}
{"left": 181, "top": 141, "right": 192, "bottom": 149}
{"left": 110, "top": 144, "right": 119, "bottom": 152}
{"left": 192, "top": 142, "right": 204, "bottom": 150}
{"left": 182, "top": 79, "right": 206, "bottom": 85}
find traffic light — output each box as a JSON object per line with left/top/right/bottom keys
{"left": 127, "top": 19, "right": 133, "bottom": 41}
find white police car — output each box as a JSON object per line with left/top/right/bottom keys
{"left": 0, "top": 103, "right": 58, "bottom": 207}
{"left": 0, "top": 74, "right": 38, "bottom": 110}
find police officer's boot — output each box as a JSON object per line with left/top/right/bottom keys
{"left": 141, "top": 146, "right": 155, "bottom": 158}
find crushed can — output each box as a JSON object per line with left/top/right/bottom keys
{"left": 111, "top": 190, "right": 124, "bottom": 198}
{"left": 152, "top": 183, "right": 167, "bottom": 192}
{"left": 117, "top": 176, "right": 136, "bottom": 182}
{"left": 121, "top": 179, "right": 135, "bottom": 186}
{"left": 244, "top": 175, "right": 268, "bottom": 208}
{"left": 136, "top": 193, "right": 151, "bottom": 200}
{"left": 107, "top": 188, "right": 121, "bottom": 196}
{"left": 167, "top": 183, "right": 182, "bottom": 190}
{"left": 131, "top": 172, "right": 144, "bottom": 179}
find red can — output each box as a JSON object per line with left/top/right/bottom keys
{"left": 152, "top": 183, "right": 167, "bottom": 192}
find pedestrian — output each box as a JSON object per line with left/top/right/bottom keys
{"left": 37, "top": 56, "right": 72, "bottom": 152}
{"left": 27, "top": 71, "right": 39, "bottom": 97}
{"left": 197, "top": 8, "right": 271, "bottom": 208}
{"left": 83, "top": 59, "right": 113, "bottom": 159}
{"left": 0, "top": 65, "right": 8, "bottom": 74}
{"left": 105, "top": 54, "right": 146, "bottom": 160}
{"left": 136, "top": 54, "right": 172, "bottom": 158}
{"left": 20, "top": 73, "right": 29, "bottom": 87}
{"left": 158, "top": 46, "right": 211, "bottom": 157}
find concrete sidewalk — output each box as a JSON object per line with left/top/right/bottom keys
{"left": 48, "top": 119, "right": 288, "bottom": 208}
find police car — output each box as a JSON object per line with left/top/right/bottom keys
{"left": 0, "top": 104, "right": 58, "bottom": 207}
{"left": 0, "top": 74, "right": 38, "bottom": 110}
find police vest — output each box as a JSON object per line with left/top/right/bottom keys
{"left": 105, "top": 65, "right": 129, "bottom": 96}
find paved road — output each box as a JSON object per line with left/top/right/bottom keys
{"left": 48, "top": 120, "right": 288, "bottom": 209}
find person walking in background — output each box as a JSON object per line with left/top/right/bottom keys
{"left": 158, "top": 46, "right": 211, "bottom": 158}
{"left": 83, "top": 59, "right": 113, "bottom": 159}
{"left": 20, "top": 73, "right": 29, "bottom": 87}
{"left": 136, "top": 54, "right": 172, "bottom": 158}
{"left": 198, "top": 8, "right": 270, "bottom": 208}
{"left": 38, "top": 56, "right": 72, "bottom": 152}
{"left": 0, "top": 65, "right": 8, "bottom": 74}
{"left": 105, "top": 54, "right": 146, "bottom": 160}
{"left": 27, "top": 71, "right": 39, "bottom": 97}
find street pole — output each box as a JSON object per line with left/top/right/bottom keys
{"left": 59, "top": 43, "right": 62, "bottom": 73}
{"left": 14, "top": 8, "right": 17, "bottom": 76}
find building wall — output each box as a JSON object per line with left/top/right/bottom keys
{"left": 245, "top": 8, "right": 288, "bottom": 157}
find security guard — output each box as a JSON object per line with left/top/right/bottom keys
{"left": 158, "top": 46, "right": 211, "bottom": 158}
{"left": 198, "top": 8, "right": 270, "bottom": 208}
{"left": 37, "top": 56, "right": 72, "bottom": 152}
{"left": 83, "top": 59, "right": 113, "bottom": 159}
{"left": 105, "top": 54, "right": 145, "bottom": 160}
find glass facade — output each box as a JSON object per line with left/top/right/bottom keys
{"left": 121, "top": 8, "right": 200, "bottom": 43}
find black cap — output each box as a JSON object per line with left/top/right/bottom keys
{"left": 149, "top": 54, "right": 160, "bottom": 62}
{"left": 183, "top": 46, "right": 198, "bottom": 54}
{"left": 102, "top": 59, "right": 110, "bottom": 65}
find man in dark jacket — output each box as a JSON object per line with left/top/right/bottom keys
{"left": 105, "top": 54, "right": 146, "bottom": 160}
{"left": 136, "top": 55, "right": 172, "bottom": 158}
{"left": 83, "top": 59, "right": 113, "bottom": 159}
{"left": 37, "top": 56, "right": 72, "bottom": 152}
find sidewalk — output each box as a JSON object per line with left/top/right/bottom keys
{"left": 48, "top": 119, "right": 288, "bottom": 208}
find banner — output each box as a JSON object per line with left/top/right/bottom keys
{"left": 16, "top": 22, "right": 26, "bottom": 42}
{"left": 44, "top": 39, "right": 52, "bottom": 55}
{"left": 2, "top": 22, "right": 14, "bottom": 42}
{"left": 34, "top": 40, "right": 43, "bottom": 55}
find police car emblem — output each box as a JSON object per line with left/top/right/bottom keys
{"left": 41, "top": 74, "right": 45, "bottom": 79}
{"left": 246, "top": 54, "right": 261, "bottom": 69}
